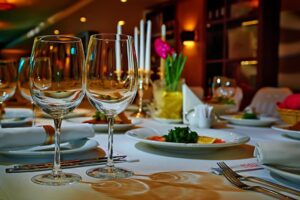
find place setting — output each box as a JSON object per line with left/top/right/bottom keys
{"left": 67, "top": 110, "right": 141, "bottom": 133}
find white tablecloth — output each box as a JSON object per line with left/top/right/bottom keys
{"left": 0, "top": 118, "right": 299, "bottom": 200}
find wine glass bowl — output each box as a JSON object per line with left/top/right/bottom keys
{"left": 0, "top": 60, "right": 17, "bottom": 126}
{"left": 85, "top": 33, "right": 138, "bottom": 179}
{"left": 18, "top": 57, "right": 37, "bottom": 125}
{"left": 30, "top": 35, "right": 85, "bottom": 185}
{"left": 212, "top": 76, "right": 236, "bottom": 99}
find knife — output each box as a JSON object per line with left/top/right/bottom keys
{"left": 6, "top": 155, "right": 136, "bottom": 173}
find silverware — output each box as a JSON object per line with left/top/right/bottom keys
{"left": 6, "top": 155, "right": 137, "bottom": 173}
{"left": 217, "top": 162, "right": 297, "bottom": 200}
{"left": 217, "top": 162, "right": 300, "bottom": 196}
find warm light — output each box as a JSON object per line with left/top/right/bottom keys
{"left": 241, "top": 60, "right": 258, "bottom": 65}
{"left": 242, "top": 20, "right": 258, "bottom": 26}
{"left": 120, "top": 0, "right": 127, "bottom": 2}
{"left": 0, "top": 2, "right": 16, "bottom": 11}
{"left": 80, "top": 17, "right": 87, "bottom": 23}
{"left": 53, "top": 29, "right": 60, "bottom": 35}
{"left": 183, "top": 41, "right": 195, "bottom": 47}
{"left": 118, "top": 20, "right": 125, "bottom": 26}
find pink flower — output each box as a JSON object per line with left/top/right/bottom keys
{"left": 154, "top": 38, "right": 174, "bottom": 59}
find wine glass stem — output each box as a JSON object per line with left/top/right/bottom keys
{"left": 107, "top": 116, "right": 115, "bottom": 168}
{"left": 31, "top": 102, "right": 36, "bottom": 126}
{"left": 53, "top": 118, "right": 62, "bottom": 176}
{"left": 0, "top": 102, "right": 3, "bottom": 128}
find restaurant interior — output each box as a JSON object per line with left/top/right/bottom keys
{"left": 0, "top": 0, "right": 300, "bottom": 199}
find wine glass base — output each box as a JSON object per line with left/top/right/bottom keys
{"left": 31, "top": 172, "right": 82, "bottom": 186}
{"left": 86, "top": 166, "right": 134, "bottom": 179}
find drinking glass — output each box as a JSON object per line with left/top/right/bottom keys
{"left": 212, "top": 76, "right": 236, "bottom": 98}
{"left": 18, "top": 57, "right": 36, "bottom": 126}
{"left": 85, "top": 33, "right": 138, "bottom": 179}
{"left": 30, "top": 35, "right": 85, "bottom": 185}
{"left": 0, "top": 60, "right": 17, "bottom": 127}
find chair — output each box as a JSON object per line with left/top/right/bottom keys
{"left": 248, "top": 87, "right": 293, "bottom": 117}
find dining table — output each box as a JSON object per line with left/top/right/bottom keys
{"left": 0, "top": 109, "right": 299, "bottom": 200}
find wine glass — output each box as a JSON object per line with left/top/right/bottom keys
{"left": 85, "top": 33, "right": 138, "bottom": 179}
{"left": 219, "top": 78, "right": 237, "bottom": 98}
{"left": 29, "top": 35, "right": 85, "bottom": 186}
{"left": 0, "top": 60, "right": 17, "bottom": 127}
{"left": 18, "top": 57, "right": 36, "bottom": 126}
{"left": 212, "top": 76, "right": 236, "bottom": 98}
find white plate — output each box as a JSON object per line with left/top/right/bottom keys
{"left": 67, "top": 117, "right": 141, "bottom": 132}
{"left": 125, "top": 127, "right": 250, "bottom": 153}
{"left": 153, "top": 117, "right": 182, "bottom": 124}
{"left": 263, "top": 165, "right": 300, "bottom": 184}
{"left": 272, "top": 125, "right": 300, "bottom": 139}
{"left": 220, "top": 115, "right": 278, "bottom": 127}
{"left": 0, "top": 139, "right": 98, "bottom": 157}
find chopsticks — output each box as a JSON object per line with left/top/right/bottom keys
{"left": 6, "top": 155, "right": 136, "bottom": 173}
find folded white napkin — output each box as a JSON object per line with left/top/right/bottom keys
{"left": 0, "top": 124, "right": 95, "bottom": 149}
{"left": 182, "top": 83, "right": 203, "bottom": 124}
{"left": 4, "top": 108, "right": 33, "bottom": 118}
{"left": 254, "top": 141, "right": 300, "bottom": 168}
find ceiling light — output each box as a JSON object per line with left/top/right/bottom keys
{"left": 118, "top": 20, "right": 125, "bottom": 26}
{"left": 120, "top": 0, "right": 127, "bottom": 2}
{"left": 80, "top": 17, "right": 87, "bottom": 23}
{"left": 54, "top": 29, "right": 60, "bottom": 35}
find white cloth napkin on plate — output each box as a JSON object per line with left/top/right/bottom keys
{"left": 0, "top": 124, "right": 94, "bottom": 149}
{"left": 254, "top": 141, "right": 300, "bottom": 168}
{"left": 4, "top": 108, "right": 33, "bottom": 118}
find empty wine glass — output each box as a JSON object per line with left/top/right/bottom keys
{"left": 85, "top": 33, "right": 138, "bottom": 179}
{"left": 30, "top": 35, "right": 85, "bottom": 185}
{"left": 212, "top": 76, "right": 236, "bottom": 98}
{"left": 18, "top": 57, "right": 36, "bottom": 126}
{"left": 219, "top": 78, "right": 237, "bottom": 98}
{"left": 0, "top": 60, "right": 17, "bottom": 127}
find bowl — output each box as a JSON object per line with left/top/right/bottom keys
{"left": 277, "top": 108, "right": 300, "bottom": 125}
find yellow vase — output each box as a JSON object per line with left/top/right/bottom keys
{"left": 152, "top": 80, "right": 183, "bottom": 119}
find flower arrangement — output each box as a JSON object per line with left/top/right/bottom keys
{"left": 154, "top": 38, "right": 187, "bottom": 91}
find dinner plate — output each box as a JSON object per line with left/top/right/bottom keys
{"left": 125, "top": 127, "right": 250, "bottom": 153}
{"left": 220, "top": 115, "right": 278, "bottom": 127}
{"left": 67, "top": 117, "right": 141, "bottom": 132}
{"left": 263, "top": 165, "right": 300, "bottom": 184}
{"left": 272, "top": 125, "right": 300, "bottom": 139}
{"left": 0, "top": 139, "right": 98, "bottom": 157}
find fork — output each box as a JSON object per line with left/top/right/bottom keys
{"left": 218, "top": 162, "right": 300, "bottom": 196}
{"left": 217, "top": 162, "right": 297, "bottom": 200}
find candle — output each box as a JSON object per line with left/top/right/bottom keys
{"left": 117, "top": 24, "right": 122, "bottom": 34}
{"left": 139, "top": 20, "right": 144, "bottom": 70}
{"left": 134, "top": 26, "right": 139, "bottom": 67}
{"left": 160, "top": 24, "right": 166, "bottom": 79}
{"left": 116, "top": 24, "right": 122, "bottom": 72}
{"left": 144, "top": 20, "right": 152, "bottom": 71}
{"left": 161, "top": 24, "right": 166, "bottom": 41}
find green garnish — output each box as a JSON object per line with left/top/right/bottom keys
{"left": 242, "top": 112, "right": 258, "bottom": 119}
{"left": 92, "top": 111, "right": 106, "bottom": 121}
{"left": 163, "top": 127, "right": 198, "bottom": 143}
